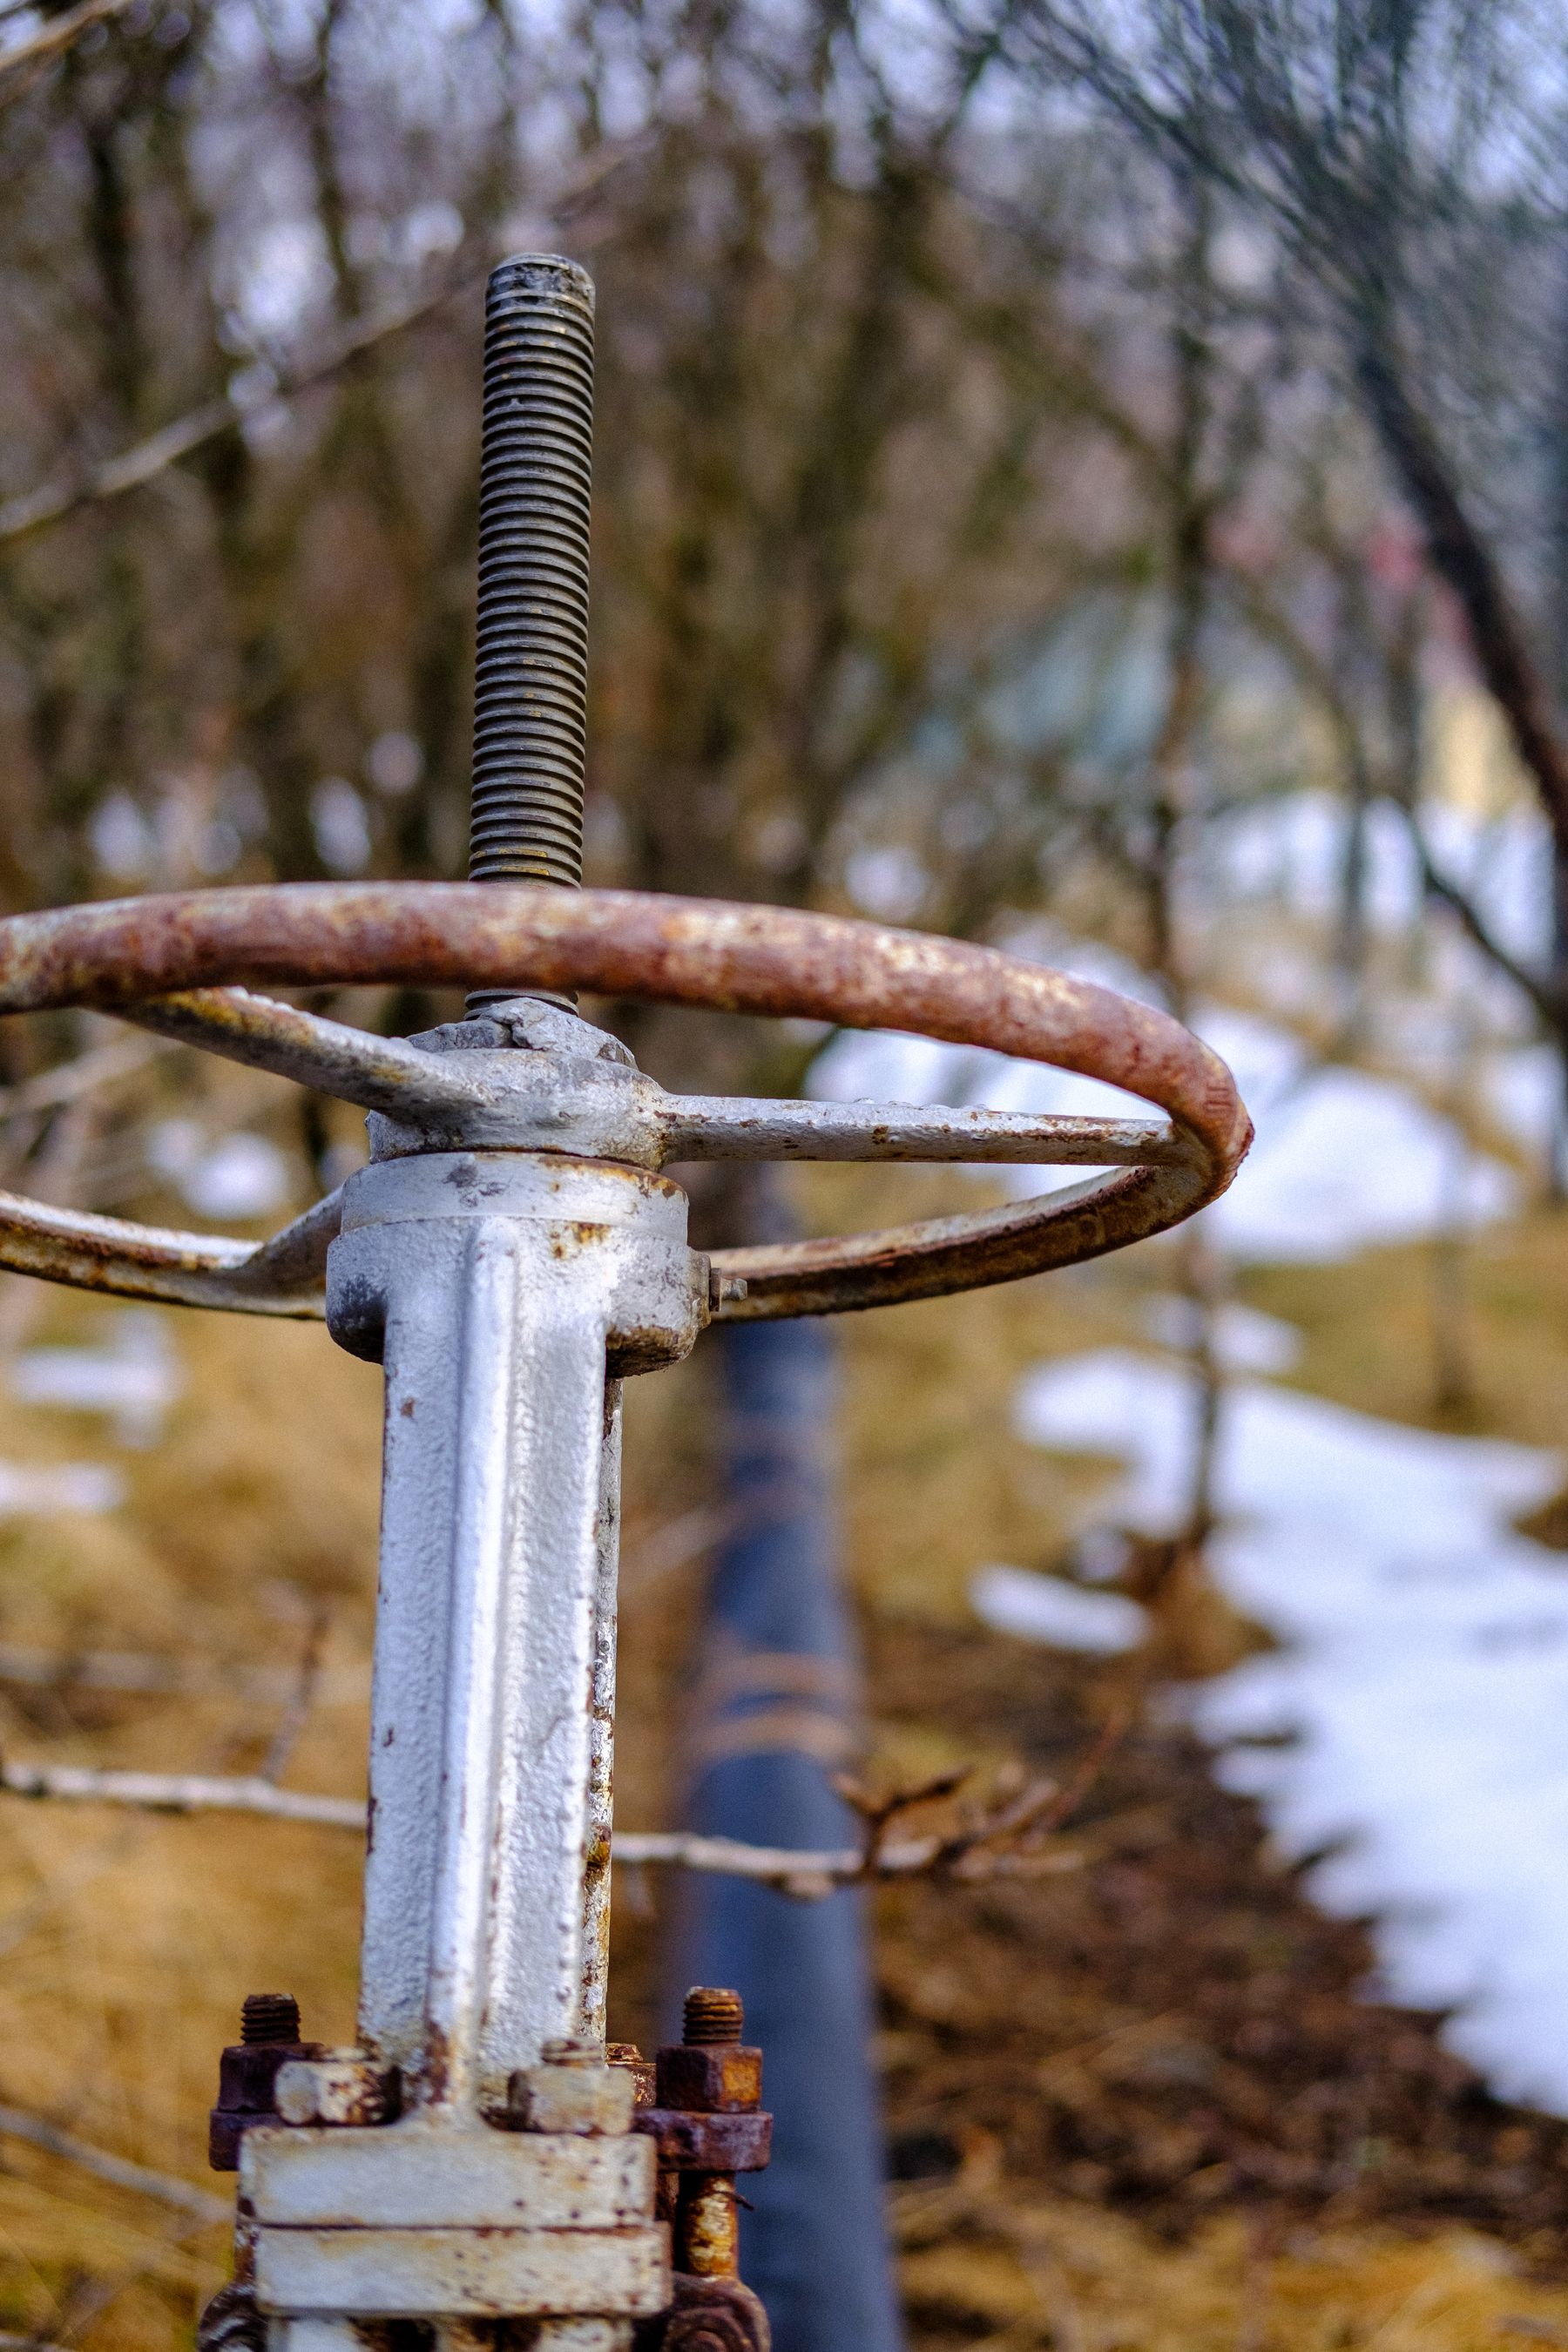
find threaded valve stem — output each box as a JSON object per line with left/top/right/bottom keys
{"left": 470, "top": 254, "right": 593, "bottom": 895}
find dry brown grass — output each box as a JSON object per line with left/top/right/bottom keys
{"left": 899, "top": 2188, "right": 1568, "bottom": 2352}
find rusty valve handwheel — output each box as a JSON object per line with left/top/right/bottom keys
{"left": 0, "top": 882, "right": 1250, "bottom": 1323}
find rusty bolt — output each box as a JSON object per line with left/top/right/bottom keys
{"left": 609, "top": 2040, "right": 658, "bottom": 2110}
{"left": 208, "top": 1993, "right": 313, "bottom": 2173}
{"left": 241, "top": 1992, "right": 301, "bottom": 2045}
{"left": 656, "top": 2044, "right": 761, "bottom": 2114}
{"left": 647, "top": 1989, "right": 771, "bottom": 2282}
{"left": 636, "top": 2109, "right": 773, "bottom": 2173}
{"left": 656, "top": 1984, "right": 762, "bottom": 2119}
{"left": 684, "top": 1988, "right": 744, "bottom": 2044}
{"left": 540, "top": 2036, "right": 599, "bottom": 2065}
{"left": 634, "top": 2274, "right": 773, "bottom": 2352}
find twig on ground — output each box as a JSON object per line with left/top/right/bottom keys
{"left": 833, "top": 1766, "right": 972, "bottom": 1875}
{"left": 1021, "top": 1703, "right": 1134, "bottom": 1842}
{"left": 0, "top": 1762, "right": 1093, "bottom": 1894}
{"left": 614, "top": 1828, "right": 1086, "bottom": 1897}
{"left": 0, "top": 1712, "right": 1132, "bottom": 1891}
{"left": 259, "top": 1602, "right": 332, "bottom": 1785}
{"left": 0, "top": 1754, "right": 364, "bottom": 1828}
{"left": 0, "top": 2099, "right": 227, "bottom": 2222}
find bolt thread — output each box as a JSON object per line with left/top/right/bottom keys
{"left": 240, "top": 1992, "right": 301, "bottom": 2046}
{"left": 540, "top": 2038, "right": 599, "bottom": 2067}
{"left": 683, "top": 1986, "right": 744, "bottom": 2045}
{"left": 470, "top": 254, "right": 592, "bottom": 895}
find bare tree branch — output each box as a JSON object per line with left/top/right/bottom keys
{"left": 0, "top": 1034, "right": 167, "bottom": 1122}
{"left": 0, "top": 277, "right": 472, "bottom": 547}
{"left": 0, "top": 0, "right": 140, "bottom": 102}
{"left": 0, "top": 1760, "right": 1096, "bottom": 1895}
{"left": 1407, "top": 817, "right": 1568, "bottom": 1033}
{"left": 0, "top": 1639, "right": 367, "bottom": 1707}
{"left": 1354, "top": 335, "right": 1568, "bottom": 858}
{"left": 0, "top": 1756, "right": 365, "bottom": 1827}
{"left": 611, "top": 1826, "right": 1085, "bottom": 1897}
{"left": 259, "top": 1602, "right": 331, "bottom": 1785}
{"left": 1227, "top": 560, "right": 1568, "bottom": 1041}
{"left": 0, "top": 135, "right": 639, "bottom": 550}
{"left": 0, "top": 2099, "right": 227, "bottom": 2222}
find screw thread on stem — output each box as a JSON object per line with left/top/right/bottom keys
{"left": 468, "top": 253, "right": 593, "bottom": 1013}
{"left": 240, "top": 1992, "right": 301, "bottom": 2045}
{"left": 683, "top": 1986, "right": 745, "bottom": 2045}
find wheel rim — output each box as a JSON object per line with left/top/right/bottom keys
{"left": 0, "top": 884, "right": 1251, "bottom": 1321}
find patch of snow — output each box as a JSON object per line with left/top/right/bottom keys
{"left": 844, "top": 845, "right": 929, "bottom": 921}
{"left": 311, "top": 778, "right": 373, "bottom": 876}
{"left": 1204, "top": 1058, "right": 1517, "bottom": 1263}
{"left": 147, "top": 1120, "right": 293, "bottom": 1220}
{"left": 971, "top": 1564, "right": 1147, "bottom": 1654}
{"left": 1015, "top": 1347, "right": 1568, "bottom": 2114}
{"left": 1194, "top": 788, "right": 1551, "bottom": 968}
{"left": 11, "top": 1313, "right": 181, "bottom": 1449}
{"left": 1485, "top": 1044, "right": 1565, "bottom": 1164}
{"left": 0, "top": 1462, "right": 124, "bottom": 1517}
{"left": 1141, "top": 1295, "right": 1302, "bottom": 1375}
{"left": 1070, "top": 1526, "right": 1137, "bottom": 1585}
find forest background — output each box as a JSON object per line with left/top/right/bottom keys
{"left": 6, "top": 2, "right": 1568, "bottom": 2349}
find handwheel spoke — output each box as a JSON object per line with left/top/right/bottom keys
{"left": 118, "top": 989, "right": 488, "bottom": 1120}
{"left": 0, "top": 1186, "right": 337, "bottom": 1316}
{"left": 660, "top": 1097, "right": 1187, "bottom": 1166}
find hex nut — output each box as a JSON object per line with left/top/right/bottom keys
{"left": 208, "top": 2039, "right": 317, "bottom": 2171}
{"left": 509, "top": 2059, "right": 636, "bottom": 2136}
{"left": 634, "top": 2108, "right": 773, "bottom": 2173}
{"left": 653, "top": 2044, "right": 762, "bottom": 2115}
{"left": 274, "top": 2051, "right": 400, "bottom": 2129}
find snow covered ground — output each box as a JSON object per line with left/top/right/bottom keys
{"left": 11, "top": 1311, "right": 181, "bottom": 1448}
{"left": 990, "top": 1347, "right": 1568, "bottom": 2114}
{"left": 854, "top": 811, "right": 1568, "bottom": 2114}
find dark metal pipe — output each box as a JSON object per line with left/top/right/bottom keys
{"left": 468, "top": 255, "right": 593, "bottom": 1006}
